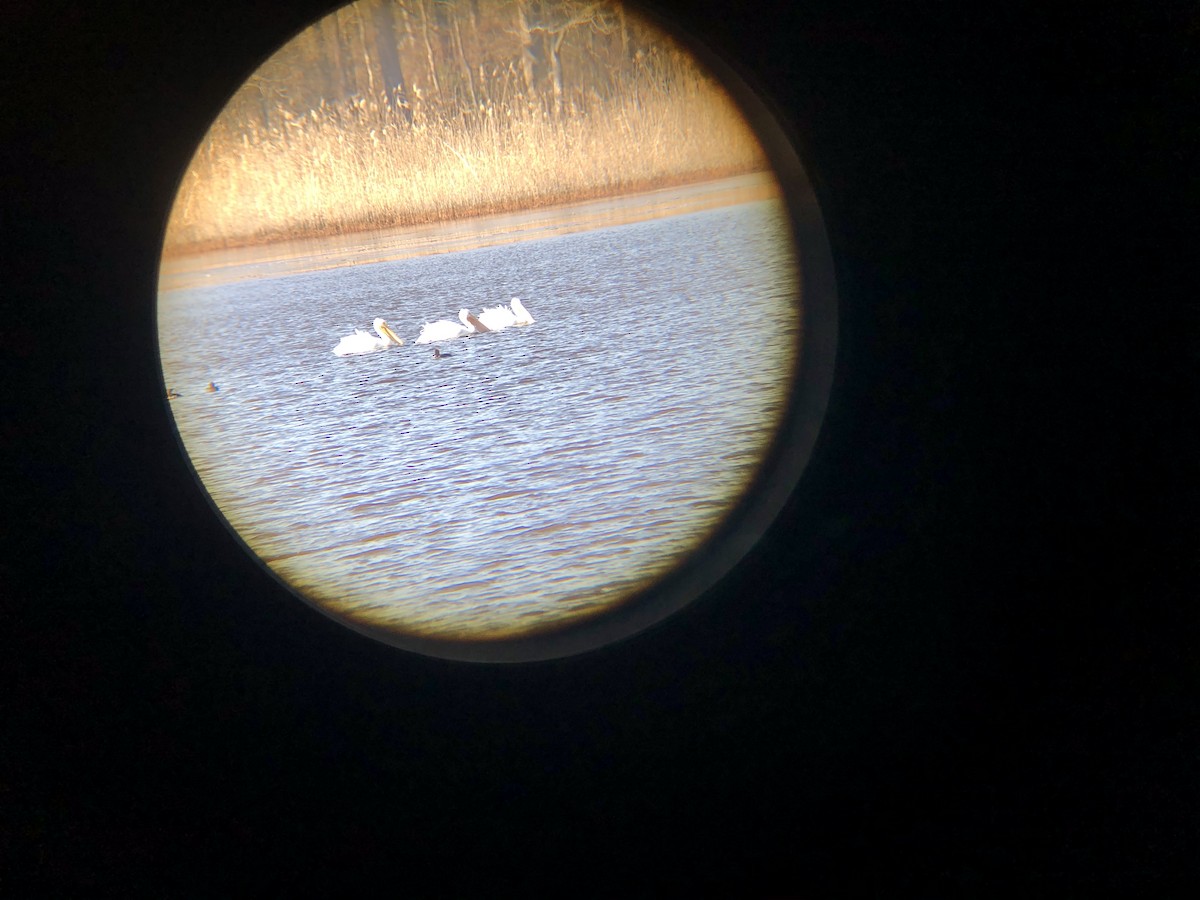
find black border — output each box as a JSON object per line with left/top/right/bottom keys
{"left": 3, "top": 0, "right": 1194, "bottom": 893}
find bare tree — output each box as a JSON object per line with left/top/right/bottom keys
{"left": 450, "top": 6, "right": 479, "bottom": 112}
{"left": 417, "top": 0, "right": 443, "bottom": 102}
{"left": 521, "top": 1, "right": 617, "bottom": 117}
{"left": 319, "top": 13, "right": 348, "bottom": 101}
{"left": 512, "top": 0, "right": 541, "bottom": 101}
{"left": 217, "top": 1, "right": 690, "bottom": 133}
{"left": 370, "top": 0, "right": 413, "bottom": 122}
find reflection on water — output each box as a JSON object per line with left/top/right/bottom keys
{"left": 159, "top": 187, "right": 800, "bottom": 644}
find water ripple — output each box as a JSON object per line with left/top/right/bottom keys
{"left": 161, "top": 200, "right": 799, "bottom": 640}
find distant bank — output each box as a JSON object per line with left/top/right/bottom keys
{"left": 158, "top": 172, "right": 781, "bottom": 294}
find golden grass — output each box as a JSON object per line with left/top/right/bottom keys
{"left": 163, "top": 64, "right": 767, "bottom": 254}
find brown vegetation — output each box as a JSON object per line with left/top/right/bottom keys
{"left": 163, "top": 0, "right": 767, "bottom": 254}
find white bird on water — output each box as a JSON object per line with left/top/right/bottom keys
{"left": 510, "top": 297, "right": 535, "bottom": 325}
{"left": 415, "top": 309, "right": 490, "bottom": 344}
{"left": 476, "top": 302, "right": 517, "bottom": 331}
{"left": 475, "top": 297, "right": 534, "bottom": 331}
{"left": 331, "top": 318, "right": 405, "bottom": 356}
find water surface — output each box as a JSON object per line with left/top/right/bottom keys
{"left": 160, "top": 194, "right": 799, "bottom": 644}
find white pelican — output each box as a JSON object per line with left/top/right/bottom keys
{"left": 510, "top": 297, "right": 535, "bottom": 325}
{"left": 476, "top": 302, "right": 517, "bottom": 331}
{"left": 415, "top": 309, "right": 486, "bottom": 344}
{"left": 332, "top": 318, "right": 404, "bottom": 356}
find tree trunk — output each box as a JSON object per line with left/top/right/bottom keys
{"left": 452, "top": 13, "right": 478, "bottom": 113}
{"left": 515, "top": 1, "right": 539, "bottom": 101}
{"left": 418, "top": 0, "right": 442, "bottom": 102}
{"left": 334, "top": 6, "right": 360, "bottom": 98}
{"left": 371, "top": 0, "right": 412, "bottom": 122}
{"left": 548, "top": 28, "right": 565, "bottom": 117}
{"left": 352, "top": 5, "right": 377, "bottom": 98}
{"left": 320, "top": 13, "right": 346, "bottom": 102}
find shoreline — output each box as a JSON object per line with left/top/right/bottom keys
{"left": 162, "top": 167, "right": 771, "bottom": 259}
{"left": 157, "top": 171, "right": 781, "bottom": 293}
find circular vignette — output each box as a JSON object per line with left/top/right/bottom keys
{"left": 156, "top": 0, "right": 837, "bottom": 662}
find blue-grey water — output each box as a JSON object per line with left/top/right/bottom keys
{"left": 159, "top": 197, "right": 799, "bottom": 643}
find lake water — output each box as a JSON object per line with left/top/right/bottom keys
{"left": 159, "top": 189, "right": 800, "bottom": 648}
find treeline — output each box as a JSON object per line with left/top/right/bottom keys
{"left": 165, "top": 0, "right": 767, "bottom": 252}
{"left": 228, "top": 0, "right": 702, "bottom": 131}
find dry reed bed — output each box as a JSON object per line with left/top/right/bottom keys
{"left": 165, "top": 71, "right": 766, "bottom": 253}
